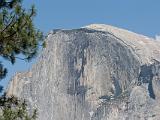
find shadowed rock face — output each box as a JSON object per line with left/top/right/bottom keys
{"left": 7, "top": 24, "right": 160, "bottom": 120}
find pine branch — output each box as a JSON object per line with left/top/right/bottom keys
{"left": 3, "top": 15, "right": 32, "bottom": 39}
{"left": 0, "top": 15, "right": 15, "bottom": 33}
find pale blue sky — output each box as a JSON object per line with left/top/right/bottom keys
{"left": 0, "top": 0, "right": 160, "bottom": 89}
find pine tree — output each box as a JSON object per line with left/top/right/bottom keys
{"left": 0, "top": 0, "right": 44, "bottom": 119}
{"left": 0, "top": 94, "right": 37, "bottom": 120}
{"left": 0, "top": 0, "right": 44, "bottom": 81}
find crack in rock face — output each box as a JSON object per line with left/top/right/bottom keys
{"left": 7, "top": 24, "right": 160, "bottom": 120}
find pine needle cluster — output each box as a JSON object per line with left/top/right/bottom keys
{"left": 0, "top": 95, "right": 37, "bottom": 120}
{"left": 0, "top": 0, "right": 44, "bottom": 80}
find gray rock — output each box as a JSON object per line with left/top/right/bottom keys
{"left": 7, "top": 24, "right": 160, "bottom": 120}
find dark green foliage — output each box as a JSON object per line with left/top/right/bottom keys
{"left": 0, "top": 62, "right": 7, "bottom": 80}
{"left": 0, "top": 0, "right": 44, "bottom": 119}
{"left": 0, "top": 94, "right": 37, "bottom": 120}
{"left": 0, "top": 0, "right": 44, "bottom": 80}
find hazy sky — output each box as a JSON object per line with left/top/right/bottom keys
{"left": 1, "top": 0, "right": 160, "bottom": 89}
{"left": 23, "top": 0, "right": 160, "bottom": 37}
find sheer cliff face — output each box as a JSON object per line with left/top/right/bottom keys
{"left": 7, "top": 24, "right": 160, "bottom": 120}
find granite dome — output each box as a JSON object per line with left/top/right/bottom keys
{"left": 7, "top": 24, "right": 160, "bottom": 120}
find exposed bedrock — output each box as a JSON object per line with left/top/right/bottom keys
{"left": 7, "top": 25, "right": 160, "bottom": 120}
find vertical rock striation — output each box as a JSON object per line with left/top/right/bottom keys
{"left": 7, "top": 24, "right": 160, "bottom": 120}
